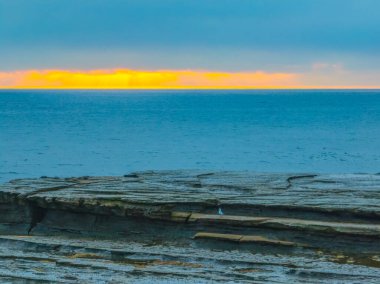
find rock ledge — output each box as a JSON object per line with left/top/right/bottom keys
{"left": 0, "top": 171, "right": 379, "bottom": 283}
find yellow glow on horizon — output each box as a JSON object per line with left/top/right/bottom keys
{"left": 0, "top": 69, "right": 300, "bottom": 89}
{"left": 0, "top": 69, "right": 378, "bottom": 89}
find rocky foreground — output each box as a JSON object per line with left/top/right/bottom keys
{"left": 0, "top": 171, "right": 379, "bottom": 283}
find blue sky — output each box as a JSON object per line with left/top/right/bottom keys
{"left": 1, "top": 0, "right": 380, "bottom": 86}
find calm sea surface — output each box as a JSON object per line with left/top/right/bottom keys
{"left": 0, "top": 90, "right": 379, "bottom": 182}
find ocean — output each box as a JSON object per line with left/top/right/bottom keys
{"left": 0, "top": 90, "right": 379, "bottom": 182}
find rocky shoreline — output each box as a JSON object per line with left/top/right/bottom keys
{"left": 0, "top": 171, "right": 379, "bottom": 283}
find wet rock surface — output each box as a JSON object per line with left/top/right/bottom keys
{"left": 0, "top": 171, "right": 379, "bottom": 283}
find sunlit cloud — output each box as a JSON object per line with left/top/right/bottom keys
{"left": 1, "top": 68, "right": 379, "bottom": 89}
{"left": 0, "top": 69, "right": 300, "bottom": 89}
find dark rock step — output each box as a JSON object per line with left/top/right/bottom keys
{"left": 177, "top": 212, "right": 380, "bottom": 237}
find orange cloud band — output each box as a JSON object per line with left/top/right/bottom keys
{"left": 0, "top": 69, "right": 300, "bottom": 89}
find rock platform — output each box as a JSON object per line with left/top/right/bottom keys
{"left": 0, "top": 171, "right": 380, "bottom": 283}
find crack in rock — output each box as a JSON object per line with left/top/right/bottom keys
{"left": 286, "top": 175, "right": 317, "bottom": 190}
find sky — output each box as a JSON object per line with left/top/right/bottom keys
{"left": 1, "top": 0, "right": 380, "bottom": 88}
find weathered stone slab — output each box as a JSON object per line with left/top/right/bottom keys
{"left": 0, "top": 172, "right": 378, "bottom": 220}
{"left": 0, "top": 235, "right": 379, "bottom": 283}
{"left": 1, "top": 171, "right": 378, "bottom": 218}
{"left": 0, "top": 171, "right": 379, "bottom": 282}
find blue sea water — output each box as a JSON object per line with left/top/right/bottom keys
{"left": 0, "top": 90, "right": 379, "bottom": 182}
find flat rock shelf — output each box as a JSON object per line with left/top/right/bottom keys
{"left": 0, "top": 171, "right": 380, "bottom": 283}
